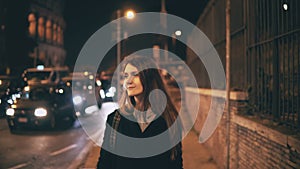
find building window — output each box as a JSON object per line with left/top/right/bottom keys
{"left": 28, "top": 13, "right": 36, "bottom": 37}
{"left": 52, "top": 23, "right": 57, "bottom": 43}
{"left": 46, "top": 20, "right": 52, "bottom": 42}
{"left": 57, "top": 26, "right": 63, "bottom": 45}
{"left": 38, "top": 17, "right": 45, "bottom": 40}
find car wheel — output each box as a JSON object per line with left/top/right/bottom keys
{"left": 7, "top": 120, "right": 17, "bottom": 133}
{"left": 59, "top": 116, "right": 75, "bottom": 129}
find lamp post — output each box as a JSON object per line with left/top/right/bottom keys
{"left": 116, "top": 9, "right": 135, "bottom": 99}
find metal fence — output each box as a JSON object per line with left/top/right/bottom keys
{"left": 246, "top": 0, "right": 300, "bottom": 129}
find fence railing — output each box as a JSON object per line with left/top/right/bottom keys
{"left": 246, "top": 0, "right": 300, "bottom": 129}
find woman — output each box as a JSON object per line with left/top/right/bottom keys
{"left": 97, "top": 55, "right": 183, "bottom": 169}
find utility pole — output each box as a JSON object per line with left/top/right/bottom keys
{"left": 225, "top": 0, "right": 231, "bottom": 168}
{"left": 160, "top": 0, "right": 168, "bottom": 62}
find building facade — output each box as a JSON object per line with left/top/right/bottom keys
{"left": 0, "top": 0, "right": 66, "bottom": 75}
{"left": 28, "top": 0, "right": 66, "bottom": 68}
{"left": 186, "top": 0, "right": 300, "bottom": 168}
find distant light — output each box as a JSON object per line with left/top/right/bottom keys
{"left": 11, "top": 95, "right": 16, "bottom": 101}
{"left": 96, "top": 80, "right": 102, "bottom": 86}
{"left": 125, "top": 10, "right": 135, "bottom": 19}
{"left": 85, "top": 105, "right": 98, "bottom": 114}
{"left": 15, "top": 93, "right": 21, "bottom": 98}
{"left": 58, "top": 89, "right": 64, "bottom": 94}
{"left": 283, "top": 3, "right": 288, "bottom": 11}
{"left": 6, "top": 108, "right": 15, "bottom": 116}
{"left": 175, "top": 30, "right": 182, "bottom": 36}
{"left": 89, "top": 75, "right": 94, "bottom": 80}
{"left": 109, "top": 86, "right": 116, "bottom": 93}
{"left": 73, "top": 96, "right": 83, "bottom": 105}
{"left": 84, "top": 71, "right": 89, "bottom": 76}
{"left": 36, "top": 65, "right": 44, "bottom": 70}
{"left": 24, "top": 86, "right": 30, "bottom": 92}
{"left": 0, "top": 80, "right": 2, "bottom": 85}
{"left": 7, "top": 99, "right": 13, "bottom": 104}
{"left": 88, "top": 85, "right": 93, "bottom": 90}
{"left": 75, "top": 111, "right": 81, "bottom": 117}
{"left": 106, "top": 92, "right": 114, "bottom": 97}
{"left": 100, "top": 89, "right": 106, "bottom": 99}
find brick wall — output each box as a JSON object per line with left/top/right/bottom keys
{"left": 185, "top": 88, "right": 300, "bottom": 169}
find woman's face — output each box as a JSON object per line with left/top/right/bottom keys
{"left": 123, "top": 63, "right": 144, "bottom": 97}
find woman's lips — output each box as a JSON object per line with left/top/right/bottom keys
{"left": 127, "top": 86, "right": 135, "bottom": 89}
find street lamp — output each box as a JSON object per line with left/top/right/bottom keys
{"left": 125, "top": 10, "right": 135, "bottom": 20}
{"left": 116, "top": 9, "right": 135, "bottom": 99}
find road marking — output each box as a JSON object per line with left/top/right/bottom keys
{"left": 8, "top": 162, "right": 30, "bottom": 169}
{"left": 67, "top": 140, "right": 93, "bottom": 169}
{"left": 50, "top": 144, "right": 78, "bottom": 156}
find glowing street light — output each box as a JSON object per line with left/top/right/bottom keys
{"left": 125, "top": 10, "right": 135, "bottom": 20}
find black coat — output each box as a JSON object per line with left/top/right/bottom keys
{"left": 97, "top": 110, "right": 183, "bottom": 169}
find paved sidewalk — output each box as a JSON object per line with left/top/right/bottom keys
{"left": 79, "top": 130, "right": 218, "bottom": 169}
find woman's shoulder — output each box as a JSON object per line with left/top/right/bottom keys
{"left": 106, "top": 109, "right": 121, "bottom": 125}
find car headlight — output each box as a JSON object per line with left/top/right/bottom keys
{"left": 73, "top": 96, "right": 83, "bottom": 105}
{"left": 6, "top": 108, "right": 15, "bottom": 116}
{"left": 34, "top": 108, "right": 47, "bottom": 117}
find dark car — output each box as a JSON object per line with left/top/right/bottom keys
{"left": 6, "top": 85, "right": 76, "bottom": 132}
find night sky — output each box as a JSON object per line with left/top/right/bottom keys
{"left": 64, "top": 0, "right": 208, "bottom": 70}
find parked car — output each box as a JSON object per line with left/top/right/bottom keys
{"left": 6, "top": 84, "right": 76, "bottom": 132}
{"left": 22, "top": 66, "right": 69, "bottom": 86}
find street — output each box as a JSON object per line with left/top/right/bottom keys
{"left": 0, "top": 102, "right": 117, "bottom": 169}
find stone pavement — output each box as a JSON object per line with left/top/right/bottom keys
{"left": 79, "top": 130, "right": 218, "bottom": 169}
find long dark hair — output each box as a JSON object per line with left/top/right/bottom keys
{"left": 119, "top": 55, "right": 182, "bottom": 160}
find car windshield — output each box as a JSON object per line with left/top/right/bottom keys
{"left": 27, "top": 88, "right": 51, "bottom": 100}
{"left": 25, "top": 72, "right": 51, "bottom": 81}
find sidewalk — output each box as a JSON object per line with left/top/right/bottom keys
{"left": 80, "top": 130, "right": 218, "bottom": 169}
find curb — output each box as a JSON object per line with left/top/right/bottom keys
{"left": 67, "top": 140, "right": 94, "bottom": 169}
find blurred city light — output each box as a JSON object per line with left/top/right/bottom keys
{"left": 125, "top": 10, "right": 135, "bottom": 19}
{"left": 36, "top": 65, "right": 44, "bottom": 70}
{"left": 175, "top": 30, "right": 182, "bottom": 36}
{"left": 283, "top": 3, "right": 288, "bottom": 11}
